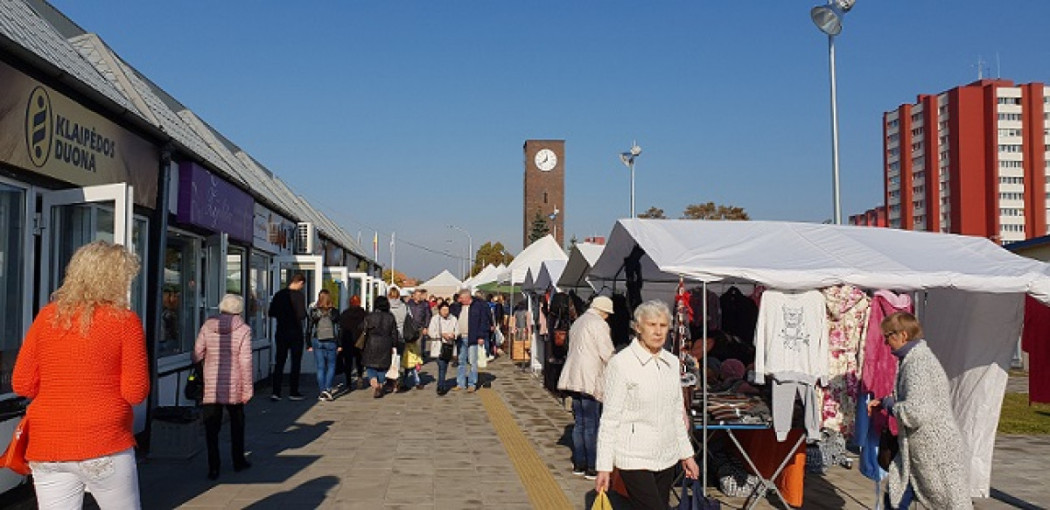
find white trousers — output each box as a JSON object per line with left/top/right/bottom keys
{"left": 29, "top": 447, "right": 141, "bottom": 510}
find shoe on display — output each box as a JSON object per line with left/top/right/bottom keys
{"left": 288, "top": 393, "right": 305, "bottom": 401}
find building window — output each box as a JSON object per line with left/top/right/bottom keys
{"left": 998, "top": 113, "right": 1023, "bottom": 121}
{"left": 543, "top": 191, "right": 548, "bottom": 204}
{"left": 999, "top": 144, "right": 1022, "bottom": 153}
{"left": 998, "top": 128, "right": 1022, "bottom": 138}
{"left": 997, "top": 97, "right": 1022, "bottom": 105}
{"left": 161, "top": 234, "right": 200, "bottom": 358}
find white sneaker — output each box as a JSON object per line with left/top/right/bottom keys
{"left": 320, "top": 390, "right": 333, "bottom": 401}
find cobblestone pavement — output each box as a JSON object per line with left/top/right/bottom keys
{"left": 5, "top": 362, "right": 1047, "bottom": 508}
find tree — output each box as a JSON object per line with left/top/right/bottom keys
{"left": 381, "top": 269, "right": 409, "bottom": 287}
{"left": 681, "top": 202, "right": 750, "bottom": 220}
{"left": 472, "top": 241, "right": 514, "bottom": 276}
{"left": 528, "top": 211, "right": 550, "bottom": 244}
{"left": 638, "top": 206, "right": 667, "bottom": 219}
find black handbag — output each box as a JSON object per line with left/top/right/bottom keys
{"left": 440, "top": 342, "right": 455, "bottom": 362}
{"left": 878, "top": 427, "right": 900, "bottom": 471}
{"left": 184, "top": 363, "right": 204, "bottom": 401}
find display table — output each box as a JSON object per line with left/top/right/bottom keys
{"left": 701, "top": 424, "right": 807, "bottom": 509}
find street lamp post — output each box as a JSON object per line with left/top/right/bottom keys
{"left": 811, "top": 0, "right": 855, "bottom": 225}
{"left": 548, "top": 207, "right": 560, "bottom": 243}
{"left": 449, "top": 225, "right": 473, "bottom": 280}
{"left": 619, "top": 142, "right": 642, "bottom": 219}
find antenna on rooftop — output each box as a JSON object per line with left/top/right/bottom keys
{"left": 974, "top": 55, "right": 985, "bottom": 80}
{"left": 996, "top": 52, "right": 1001, "bottom": 79}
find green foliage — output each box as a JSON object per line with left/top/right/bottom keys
{"left": 638, "top": 206, "right": 666, "bottom": 219}
{"left": 381, "top": 269, "right": 409, "bottom": 287}
{"left": 682, "top": 202, "right": 750, "bottom": 220}
{"left": 472, "top": 241, "right": 514, "bottom": 276}
{"left": 528, "top": 212, "right": 550, "bottom": 244}
{"left": 999, "top": 392, "right": 1050, "bottom": 435}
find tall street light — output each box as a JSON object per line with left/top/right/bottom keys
{"left": 448, "top": 225, "right": 473, "bottom": 279}
{"left": 619, "top": 142, "right": 642, "bottom": 219}
{"left": 811, "top": 0, "right": 854, "bottom": 225}
{"left": 548, "top": 207, "right": 560, "bottom": 243}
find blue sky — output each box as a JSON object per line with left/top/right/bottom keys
{"left": 50, "top": 1, "right": 1050, "bottom": 280}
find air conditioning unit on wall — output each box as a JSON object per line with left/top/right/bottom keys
{"left": 295, "top": 222, "right": 317, "bottom": 254}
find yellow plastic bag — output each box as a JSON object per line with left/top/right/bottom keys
{"left": 591, "top": 489, "right": 612, "bottom": 510}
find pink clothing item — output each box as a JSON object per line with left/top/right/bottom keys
{"left": 820, "top": 285, "right": 869, "bottom": 439}
{"left": 861, "top": 289, "right": 912, "bottom": 434}
{"left": 194, "top": 314, "right": 254, "bottom": 405}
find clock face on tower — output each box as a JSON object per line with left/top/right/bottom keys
{"left": 534, "top": 148, "right": 557, "bottom": 172}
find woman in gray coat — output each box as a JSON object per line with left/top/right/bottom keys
{"left": 869, "top": 312, "right": 970, "bottom": 509}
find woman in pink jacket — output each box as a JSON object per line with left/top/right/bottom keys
{"left": 193, "top": 294, "right": 254, "bottom": 480}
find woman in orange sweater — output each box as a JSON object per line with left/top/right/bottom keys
{"left": 13, "top": 241, "right": 149, "bottom": 509}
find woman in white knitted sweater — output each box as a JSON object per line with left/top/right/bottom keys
{"left": 869, "top": 312, "right": 970, "bottom": 509}
{"left": 594, "top": 300, "right": 699, "bottom": 509}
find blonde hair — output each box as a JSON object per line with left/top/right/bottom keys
{"left": 51, "top": 241, "right": 140, "bottom": 334}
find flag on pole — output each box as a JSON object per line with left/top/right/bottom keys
{"left": 373, "top": 231, "right": 378, "bottom": 261}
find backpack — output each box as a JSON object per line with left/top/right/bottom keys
{"left": 402, "top": 307, "right": 420, "bottom": 342}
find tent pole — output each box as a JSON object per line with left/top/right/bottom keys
{"left": 702, "top": 281, "right": 708, "bottom": 498}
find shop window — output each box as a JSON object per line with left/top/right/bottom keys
{"left": 0, "top": 183, "right": 26, "bottom": 395}
{"left": 161, "top": 235, "right": 199, "bottom": 358}
{"left": 249, "top": 253, "right": 271, "bottom": 343}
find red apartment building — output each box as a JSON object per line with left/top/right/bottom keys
{"left": 884, "top": 79, "right": 1049, "bottom": 243}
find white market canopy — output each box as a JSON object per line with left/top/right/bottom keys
{"left": 589, "top": 219, "right": 1050, "bottom": 302}
{"left": 558, "top": 242, "right": 605, "bottom": 291}
{"left": 534, "top": 259, "right": 568, "bottom": 293}
{"left": 499, "top": 235, "right": 568, "bottom": 285}
{"left": 588, "top": 218, "right": 1050, "bottom": 498}
{"left": 419, "top": 270, "right": 462, "bottom": 298}
{"left": 462, "top": 264, "right": 498, "bottom": 290}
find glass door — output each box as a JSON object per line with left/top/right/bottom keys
{"left": 39, "top": 183, "right": 133, "bottom": 308}
{"left": 201, "top": 233, "right": 228, "bottom": 325}
{"left": 324, "top": 266, "right": 350, "bottom": 310}
{"left": 347, "top": 272, "right": 368, "bottom": 311}
{"left": 271, "top": 255, "right": 323, "bottom": 374}
{"left": 38, "top": 183, "right": 146, "bottom": 433}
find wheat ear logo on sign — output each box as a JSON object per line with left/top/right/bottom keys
{"left": 25, "top": 86, "right": 53, "bottom": 167}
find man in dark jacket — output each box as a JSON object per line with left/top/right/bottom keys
{"left": 338, "top": 295, "right": 368, "bottom": 389}
{"left": 450, "top": 289, "right": 491, "bottom": 393}
{"left": 268, "top": 272, "right": 307, "bottom": 400}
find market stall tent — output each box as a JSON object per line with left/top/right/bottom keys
{"left": 588, "top": 218, "right": 1050, "bottom": 498}
{"left": 499, "top": 235, "right": 568, "bottom": 285}
{"left": 557, "top": 242, "right": 605, "bottom": 294}
{"left": 418, "top": 270, "right": 462, "bottom": 299}
{"left": 534, "top": 259, "right": 568, "bottom": 294}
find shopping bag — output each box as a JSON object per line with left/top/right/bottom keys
{"left": 678, "top": 477, "right": 720, "bottom": 510}
{"left": 1, "top": 417, "right": 30, "bottom": 475}
{"left": 591, "top": 489, "right": 612, "bottom": 510}
{"left": 477, "top": 346, "right": 488, "bottom": 368}
{"left": 184, "top": 363, "right": 204, "bottom": 401}
{"left": 386, "top": 350, "right": 401, "bottom": 380}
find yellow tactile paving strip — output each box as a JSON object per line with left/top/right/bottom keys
{"left": 480, "top": 388, "right": 575, "bottom": 510}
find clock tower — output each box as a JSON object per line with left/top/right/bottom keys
{"left": 523, "top": 140, "right": 565, "bottom": 248}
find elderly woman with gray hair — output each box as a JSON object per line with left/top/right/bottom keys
{"left": 194, "top": 294, "right": 254, "bottom": 480}
{"left": 595, "top": 300, "right": 699, "bottom": 509}
{"left": 868, "top": 311, "right": 970, "bottom": 509}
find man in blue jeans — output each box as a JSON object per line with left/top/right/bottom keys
{"left": 450, "top": 289, "right": 491, "bottom": 393}
{"left": 556, "top": 295, "right": 615, "bottom": 480}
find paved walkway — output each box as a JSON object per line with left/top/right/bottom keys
{"left": 6, "top": 361, "right": 1049, "bottom": 508}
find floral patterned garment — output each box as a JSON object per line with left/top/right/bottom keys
{"left": 818, "top": 285, "right": 870, "bottom": 440}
